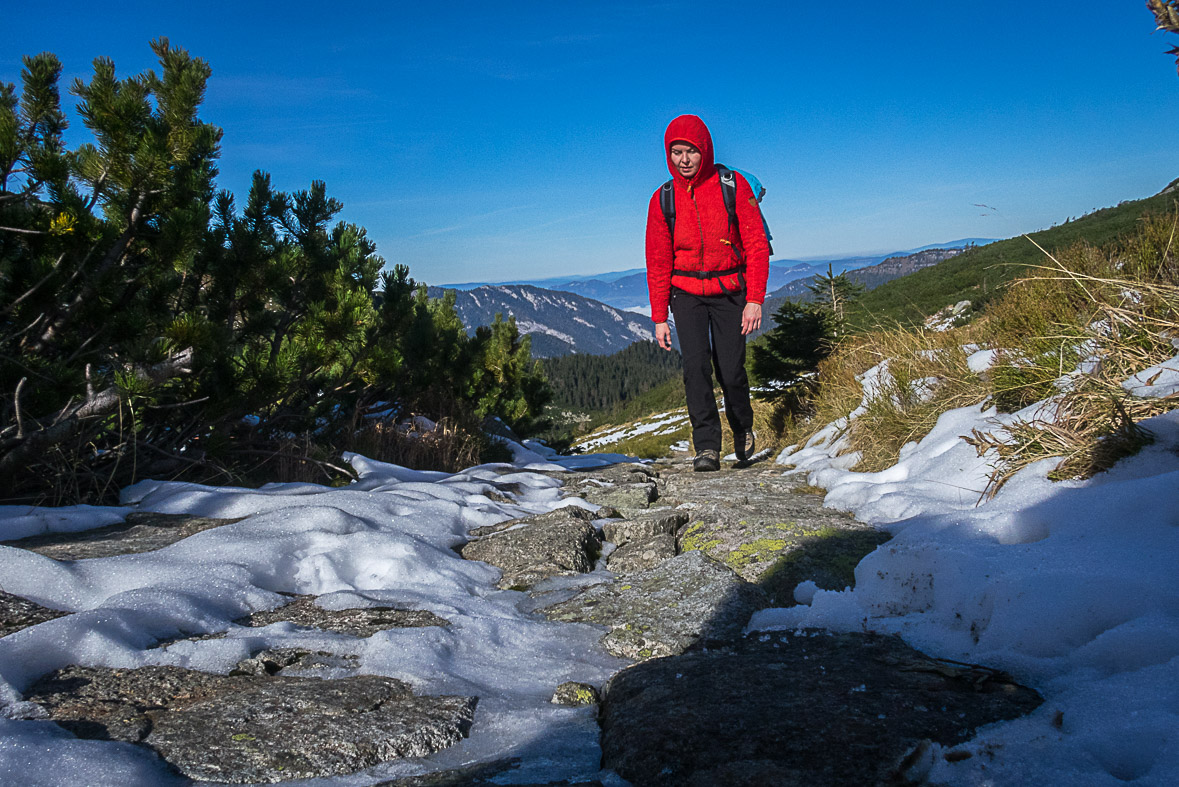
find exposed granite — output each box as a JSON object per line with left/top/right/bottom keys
{"left": 540, "top": 550, "right": 769, "bottom": 660}
{"left": 659, "top": 463, "right": 890, "bottom": 604}
{"left": 0, "top": 589, "right": 69, "bottom": 638}
{"left": 469, "top": 504, "right": 598, "bottom": 538}
{"left": 236, "top": 595, "right": 449, "bottom": 637}
{"left": 550, "top": 681, "right": 601, "bottom": 707}
{"left": 601, "top": 509, "right": 688, "bottom": 546}
{"left": 461, "top": 508, "right": 601, "bottom": 590}
{"left": 605, "top": 533, "right": 677, "bottom": 574}
{"left": 26, "top": 665, "right": 476, "bottom": 783}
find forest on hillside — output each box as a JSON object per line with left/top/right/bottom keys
{"left": 0, "top": 41, "right": 550, "bottom": 504}
{"left": 542, "top": 340, "right": 681, "bottom": 412}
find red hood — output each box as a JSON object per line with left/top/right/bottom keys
{"left": 664, "top": 114, "right": 716, "bottom": 187}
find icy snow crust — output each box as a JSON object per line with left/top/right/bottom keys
{"left": 0, "top": 444, "right": 635, "bottom": 785}
{"left": 764, "top": 360, "right": 1179, "bottom": 785}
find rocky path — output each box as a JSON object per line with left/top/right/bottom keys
{"left": 0, "top": 457, "right": 1041, "bottom": 785}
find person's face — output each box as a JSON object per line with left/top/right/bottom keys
{"left": 670, "top": 143, "right": 702, "bottom": 179}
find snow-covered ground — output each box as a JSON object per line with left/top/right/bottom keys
{"left": 2, "top": 346, "right": 1177, "bottom": 784}
{"left": 573, "top": 409, "right": 690, "bottom": 451}
{"left": 0, "top": 442, "right": 636, "bottom": 785}
{"left": 755, "top": 352, "right": 1179, "bottom": 786}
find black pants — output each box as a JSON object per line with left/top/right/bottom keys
{"left": 671, "top": 288, "right": 754, "bottom": 453}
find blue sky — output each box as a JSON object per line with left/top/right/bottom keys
{"left": 5, "top": 2, "right": 1179, "bottom": 285}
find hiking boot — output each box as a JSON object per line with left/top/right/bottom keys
{"left": 735, "top": 430, "right": 756, "bottom": 463}
{"left": 693, "top": 449, "right": 720, "bottom": 472}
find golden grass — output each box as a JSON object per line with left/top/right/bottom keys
{"left": 963, "top": 214, "right": 1179, "bottom": 494}
{"left": 783, "top": 324, "right": 988, "bottom": 472}
{"left": 780, "top": 211, "right": 1179, "bottom": 488}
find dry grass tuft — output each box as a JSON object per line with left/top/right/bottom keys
{"left": 347, "top": 418, "right": 489, "bottom": 473}
{"left": 789, "top": 325, "right": 988, "bottom": 472}
{"left": 964, "top": 213, "right": 1179, "bottom": 494}
{"left": 784, "top": 211, "right": 1179, "bottom": 488}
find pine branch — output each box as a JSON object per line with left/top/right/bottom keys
{"left": 0, "top": 348, "right": 195, "bottom": 470}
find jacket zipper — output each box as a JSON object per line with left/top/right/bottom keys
{"left": 690, "top": 189, "right": 704, "bottom": 270}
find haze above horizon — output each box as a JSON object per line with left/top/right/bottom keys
{"left": 5, "top": 2, "right": 1178, "bottom": 286}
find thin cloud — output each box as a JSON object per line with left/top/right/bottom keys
{"left": 405, "top": 205, "right": 531, "bottom": 238}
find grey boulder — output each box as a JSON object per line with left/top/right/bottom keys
{"left": 461, "top": 508, "right": 601, "bottom": 590}
{"left": 540, "top": 550, "right": 769, "bottom": 660}
{"left": 601, "top": 509, "right": 688, "bottom": 546}
{"left": 606, "top": 533, "right": 677, "bottom": 574}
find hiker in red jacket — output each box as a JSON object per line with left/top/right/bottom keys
{"left": 645, "top": 114, "right": 770, "bottom": 471}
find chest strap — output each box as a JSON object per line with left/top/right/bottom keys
{"left": 672, "top": 265, "right": 746, "bottom": 294}
{"left": 671, "top": 265, "right": 743, "bottom": 279}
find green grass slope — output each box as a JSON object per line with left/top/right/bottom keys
{"left": 849, "top": 186, "right": 1179, "bottom": 329}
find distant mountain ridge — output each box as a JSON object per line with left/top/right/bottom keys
{"left": 769, "top": 247, "right": 969, "bottom": 300}
{"left": 438, "top": 239, "right": 995, "bottom": 310}
{"left": 427, "top": 284, "right": 655, "bottom": 358}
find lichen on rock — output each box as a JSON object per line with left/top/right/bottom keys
{"left": 540, "top": 550, "right": 769, "bottom": 660}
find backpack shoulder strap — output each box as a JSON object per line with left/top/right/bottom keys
{"left": 715, "top": 164, "right": 738, "bottom": 230}
{"left": 659, "top": 179, "right": 675, "bottom": 237}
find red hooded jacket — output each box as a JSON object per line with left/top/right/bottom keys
{"left": 645, "top": 115, "right": 770, "bottom": 324}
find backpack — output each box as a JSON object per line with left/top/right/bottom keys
{"left": 659, "top": 164, "right": 773, "bottom": 255}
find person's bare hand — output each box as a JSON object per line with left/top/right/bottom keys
{"left": 655, "top": 322, "right": 673, "bottom": 350}
{"left": 741, "top": 303, "right": 762, "bottom": 335}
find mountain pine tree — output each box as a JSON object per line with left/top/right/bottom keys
{"left": 806, "top": 263, "right": 865, "bottom": 340}
{"left": 0, "top": 40, "right": 553, "bottom": 502}
{"left": 750, "top": 300, "right": 831, "bottom": 413}
{"left": 1, "top": 40, "right": 223, "bottom": 496}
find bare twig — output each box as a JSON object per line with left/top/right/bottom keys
{"left": 144, "top": 396, "right": 210, "bottom": 410}
{"left": 14, "top": 378, "right": 27, "bottom": 439}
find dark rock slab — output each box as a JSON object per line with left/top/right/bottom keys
{"left": 147, "top": 677, "right": 475, "bottom": 782}
{"left": 540, "top": 550, "right": 769, "bottom": 660}
{"left": 0, "top": 589, "right": 69, "bottom": 638}
{"left": 599, "top": 631, "right": 1042, "bottom": 787}
{"left": 376, "top": 757, "right": 605, "bottom": 786}
{"left": 461, "top": 509, "right": 601, "bottom": 590}
{"left": 1, "top": 511, "right": 241, "bottom": 560}
{"left": 236, "top": 595, "right": 449, "bottom": 637}
{"left": 28, "top": 665, "right": 254, "bottom": 744}
{"left": 26, "top": 665, "right": 476, "bottom": 783}
{"left": 606, "top": 533, "right": 677, "bottom": 574}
